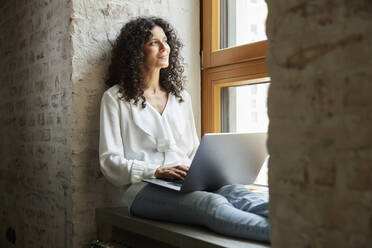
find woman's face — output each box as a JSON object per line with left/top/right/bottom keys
{"left": 143, "top": 25, "right": 170, "bottom": 70}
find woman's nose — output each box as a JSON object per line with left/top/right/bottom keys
{"left": 159, "top": 41, "right": 168, "bottom": 51}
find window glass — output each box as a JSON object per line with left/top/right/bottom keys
{"left": 220, "top": 0, "right": 268, "bottom": 49}
{"left": 221, "top": 82, "right": 270, "bottom": 133}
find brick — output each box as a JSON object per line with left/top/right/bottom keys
{"left": 307, "top": 157, "right": 336, "bottom": 187}
{"left": 27, "top": 113, "right": 36, "bottom": 127}
{"left": 346, "top": 162, "right": 372, "bottom": 191}
{"left": 51, "top": 94, "right": 59, "bottom": 108}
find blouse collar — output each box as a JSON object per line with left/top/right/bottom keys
{"left": 129, "top": 93, "right": 186, "bottom": 152}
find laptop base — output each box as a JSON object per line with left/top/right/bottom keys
{"left": 142, "top": 178, "right": 182, "bottom": 191}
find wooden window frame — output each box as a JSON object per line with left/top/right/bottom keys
{"left": 202, "top": 0, "right": 269, "bottom": 135}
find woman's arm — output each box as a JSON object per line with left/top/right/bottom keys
{"left": 99, "top": 91, "right": 161, "bottom": 187}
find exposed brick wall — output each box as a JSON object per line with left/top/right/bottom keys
{"left": 0, "top": 0, "right": 72, "bottom": 247}
{"left": 0, "top": 0, "right": 199, "bottom": 246}
{"left": 70, "top": 0, "right": 200, "bottom": 247}
{"left": 266, "top": 0, "right": 372, "bottom": 247}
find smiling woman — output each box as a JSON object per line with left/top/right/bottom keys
{"left": 105, "top": 17, "right": 185, "bottom": 108}
{"left": 143, "top": 26, "right": 170, "bottom": 69}
{"left": 99, "top": 16, "right": 270, "bottom": 243}
{"left": 142, "top": 26, "right": 171, "bottom": 115}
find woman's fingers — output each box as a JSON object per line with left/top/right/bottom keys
{"left": 175, "top": 165, "right": 189, "bottom": 172}
{"left": 173, "top": 166, "right": 189, "bottom": 180}
{"left": 167, "top": 167, "right": 187, "bottom": 181}
{"left": 155, "top": 165, "right": 189, "bottom": 181}
{"left": 170, "top": 170, "right": 184, "bottom": 181}
{"left": 166, "top": 169, "right": 184, "bottom": 181}
{"left": 174, "top": 168, "right": 187, "bottom": 177}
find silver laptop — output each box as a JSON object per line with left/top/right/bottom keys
{"left": 142, "top": 132, "right": 268, "bottom": 192}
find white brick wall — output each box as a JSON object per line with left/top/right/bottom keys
{"left": 1, "top": 0, "right": 200, "bottom": 246}
{"left": 70, "top": 0, "right": 200, "bottom": 246}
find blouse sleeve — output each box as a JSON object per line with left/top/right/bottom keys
{"left": 99, "top": 91, "right": 161, "bottom": 187}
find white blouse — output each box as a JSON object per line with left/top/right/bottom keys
{"left": 99, "top": 85, "right": 199, "bottom": 206}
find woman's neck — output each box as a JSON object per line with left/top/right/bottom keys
{"left": 144, "top": 68, "right": 162, "bottom": 94}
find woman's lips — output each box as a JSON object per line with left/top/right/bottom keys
{"left": 159, "top": 55, "right": 168, "bottom": 59}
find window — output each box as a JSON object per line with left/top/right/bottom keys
{"left": 221, "top": 79, "right": 270, "bottom": 133}
{"left": 202, "top": 0, "right": 269, "bottom": 185}
{"left": 220, "top": 0, "right": 268, "bottom": 49}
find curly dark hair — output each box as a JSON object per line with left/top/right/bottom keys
{"left": 106, "top": 17, "right": 185, "bottom": 107}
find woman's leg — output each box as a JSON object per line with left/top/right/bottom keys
{"left": 130, "top": 184, "right": 270, "bottom": 242}
{"left": 214, "top": 184, "right": 269, "bottom": 217}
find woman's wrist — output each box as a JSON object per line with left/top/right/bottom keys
{"left": 155, "top": 166, "right": 163, "bottom": 178}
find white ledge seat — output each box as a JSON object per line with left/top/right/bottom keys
{"left": 95, "top": 207, "right": 271, "bottom": 248}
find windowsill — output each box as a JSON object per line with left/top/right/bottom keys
{"left": 96, "top": 207, "right": 270, "bottom": 248}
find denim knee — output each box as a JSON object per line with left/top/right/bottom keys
{"left": 185, "top": 191, "right": 229, "bottom": 215}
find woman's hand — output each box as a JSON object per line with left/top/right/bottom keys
{"left": 155, "top": 165, "right": 189, "bottom": 181}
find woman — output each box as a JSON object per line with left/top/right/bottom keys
{"left": 99, "top": 17, "right": 270, "bottom": 242}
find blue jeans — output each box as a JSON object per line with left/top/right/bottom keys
{"left": 130, "top": 184, "right": 270, "bottom": 242}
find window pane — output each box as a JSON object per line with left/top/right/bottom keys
{"left": 221, "top": 82, "right": 270, "bottom": 133}
{"left": 220, "top": 0, "right": 268, "bottom": 49}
